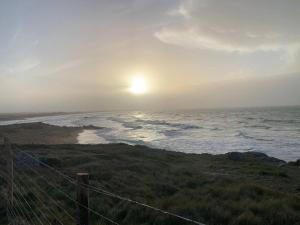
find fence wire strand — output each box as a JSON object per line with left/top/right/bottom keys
{"left": 2, "top": 142, "right": 206, "bottom": 225}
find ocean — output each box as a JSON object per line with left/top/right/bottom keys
{"left": 1, "top": 106, "right": 299, "bottom": 162}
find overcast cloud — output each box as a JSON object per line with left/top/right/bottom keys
{"left": 0, "top": 0, "right": 299, "bottom": 112}
{"left": 156, "top": 0, "right": 300, "bottom": 56}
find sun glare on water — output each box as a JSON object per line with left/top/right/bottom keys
{"left": 129, "top": 76, "right": 148, "bottom": 94}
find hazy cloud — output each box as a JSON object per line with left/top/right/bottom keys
{"left": 1, "top": 0, "right": 300, "bottom": 112}
{"left": 1, "top": 58, "right": 40, "bottom": 75}
{"left": 43, "top": 59, "right": 85, "bottom": 76}
{"left": 156, "top": 0, "right": 300, "bottom": 56}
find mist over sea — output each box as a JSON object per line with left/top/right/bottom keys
{"left": 1, "top": 106, "right": 299, "bottom": 162}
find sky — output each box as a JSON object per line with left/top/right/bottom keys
{"left": 0, "top": 0, "right": 300, "bottom": 113}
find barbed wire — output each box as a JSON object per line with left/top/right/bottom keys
{"left": 13, "top": 171, "right": 66, "bottom": 225}
{"left": 8, "top": 188, "right": 38, "bottom": 225}
{"left": 2, "top": 141, "right": 206, "bottom": 225}
{"left": 12, "top": 182, "right": 47, "bottom": 225}
{"left": 14, "top": 150, "right": 120, "bottom": 225}
{"left": 15, "top": 167, "right": 75, "bottom": 223}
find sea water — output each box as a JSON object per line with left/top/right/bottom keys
{"left": 1, "top": 106, "right": 299, "bottom": 162}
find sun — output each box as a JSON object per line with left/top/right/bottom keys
{"left": 129, "top": 76, "right": 148, "bottom": 94}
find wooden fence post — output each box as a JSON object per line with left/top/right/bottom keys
{"left": 76, "top": 173, "right": 89, "bottom": 225}
{"left": 2, "top": 137, "right": 14, "bottom": 223}
{"left": 4, "top": 137, "right": 13, "bottom": 206}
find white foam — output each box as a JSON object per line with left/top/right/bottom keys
{"left": 1, "top": 107, "right": 300, "bottom": 161}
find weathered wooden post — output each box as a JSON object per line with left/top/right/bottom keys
{"left": 76, "top": 173, "right": 89, "bottom": 225}
{"left": 2, "top": 136, "right": 14, "bottom": 223}
{"left": 4, "top": 137, "right": 14, "bottom": 206}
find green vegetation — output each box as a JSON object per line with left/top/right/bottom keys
{"left": 0, "top": 144, "right": 300, "bottom": 225}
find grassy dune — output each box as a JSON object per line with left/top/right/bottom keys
{"left": 0, "top": 122, "right": 97, "bottom": 144}
{"left": 0, "top": 144, "right": 299, "bottom": 225}
{"left": 0, "top": 112, "right": 73, "bottom": 121}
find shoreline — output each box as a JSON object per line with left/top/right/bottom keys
{"left": 0, "top": 112, "right": 78, "bottom": 122}
{"left": 0, "top": 122, "right": 299, "bottom": 163}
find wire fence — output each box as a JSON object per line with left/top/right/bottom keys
{"left": 0, "top": 137, "right": 205, "bottom": 225}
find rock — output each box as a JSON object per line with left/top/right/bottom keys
{"left": 288, "top": 159, "right": 300, "bottom": 166}
{"left": 245, "top": 152, "right": 283, "bottom": 163}
{"left": 227, "top": 151, "right": 285, "bottom": 163}
{"left": 227, "top": 152, "right": 245, "bottom": 161}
